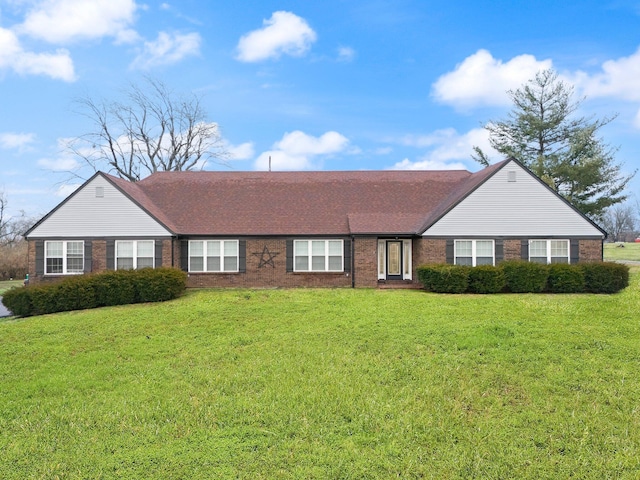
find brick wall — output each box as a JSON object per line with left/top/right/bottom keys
{"left": 25, "top": 236, "right": 605, "bottom": 288}
{"left": 503, "top": 239, "right": 522, "bottom": 260}
{"left": 414, "top": 238, "right": 446, "bottom": 266}
{"left": 27, "top": 240, "right": 36, "bottom": 280}
{"left": 353, "top": 237, "right": 377, "bottom": 287}
{"left": 185, "top": 239, "right": 352, "bottom": 289}
{"left": 579, "top": 239, "right": 603, "bottom": 262}
{"left": 92, "top": 240, "right": 106, "bottom": 272}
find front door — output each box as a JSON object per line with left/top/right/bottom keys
{"left": 386, "top": 241, "right": 403, "bottom": 280}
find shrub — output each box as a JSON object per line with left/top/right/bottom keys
{"left": 2, "top": 267, "right": 187, "bottom": 317}
{"left": 1, "top": 287, "right": 32, "bottom": 317}
{"left": 467, "top": 265, "right": 506, "bottom": 294}
{"left": 581, "top": 262, "right": 629, "bottom": 294}
{"left": 547, "top": 263, "right": 585, "bottom": 293}
{"left": 417, "top": 264, "right": 469, "bottom": 293}
{"left": 93, "top": 270, "right": 137, "bottom": 307}
{"left": 134, "top": 268, "right": 188, "bottom": 303}
{"left": 29, "top": 284, "right": 62, "bottom": 316}
{"left": 501, "top": 260, "right": 549, "bottom": 293}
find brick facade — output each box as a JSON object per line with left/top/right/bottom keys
{"left": 184, "top": 239, "right": 352, "bottom": 289}
{"left": 579, "top": 239, "right": 604, "bottom": 262}
{"left": 503, "top": 239, "right": 522, "bottom": 261}
{"left": 353, "top": 237, "right": 378, "bottom": 288}
{"left": 25, "top": 236, "right": 604, "bottom": 288}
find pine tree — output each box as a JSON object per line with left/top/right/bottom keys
{"left": 473, "top": 69, "right": 635, "bottom": 220}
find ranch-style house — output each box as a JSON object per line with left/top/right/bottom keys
{"left": 24, "top": 157, "right": 606, "bottom": 289}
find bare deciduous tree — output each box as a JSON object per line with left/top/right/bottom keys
{"left": 0, "top": 190, "right": 11, "bottom": 245}
{"left": 67, "top": 78, "right": 228, "bottom": 182}
{"left": 601, "top": 204, "right": 637, "bottom": 242}
{"left": 0, "top": 191, "right": 34, "bottom": 279}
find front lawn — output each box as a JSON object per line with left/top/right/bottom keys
{"left": 0, "top": 279, "right": 22, "bottom": 295}
{"left": 604, "top": 241, "right": 640, "bottom": 261}
{"left": 1, "top": 278, "right": 639, "bottom": 478}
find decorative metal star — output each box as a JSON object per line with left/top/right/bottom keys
{"left": 252, "top": 245, "right": 280, "bottom": 268}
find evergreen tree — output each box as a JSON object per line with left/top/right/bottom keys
{"left": 473, "top": 69, "right": 635, "bottom": 220}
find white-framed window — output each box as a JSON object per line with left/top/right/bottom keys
{"left": 529, "top": 239, "right": 569, "bottom": 264}
{"left": 45, "top": 240, "right": 84, "bottom": 274}
{"left": 116, "top": 240, "right": 154, "bottom": 270}
{"left": 454, "top": 240, "right": 494, "bottom": 266}
{"left": 189, "top": 240, "right": 239, "bottom": 272}
{"left": 294, "top": 239, "right": 343, "bottom": 272}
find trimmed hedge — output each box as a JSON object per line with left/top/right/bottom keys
{"left": 416, "top": 261, "right": 629, "bottom": 295}
{"left": 416, "top": 264, "right": 469, "bottom": 293}
{"left": 501, "top": 260, "right": 549, "bottom": 293}
{"left": 581, "top": 262, "right": 630, "bottom": 294}
{"left": 467, "top": 265, "right": 506, "bottom": 294}
{"left": 547, "top": 263, "right": 585, "bottom": 293}
{"left": 1, "top": 268, "right": 187, "bottom": 317}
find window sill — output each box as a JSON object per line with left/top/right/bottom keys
{"left": 187, "top": 271, "right": 240, "bottom": 275}
{"left": 292, "top": 271, "right": 346, "bottom": 275}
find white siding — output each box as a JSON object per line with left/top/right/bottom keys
{"left": 424, "top": 161, "right": 603, "bottom": 237}
{"left": 28, "top": 175, "right": 171, "bottom": 238}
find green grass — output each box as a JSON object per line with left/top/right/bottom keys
{"left": 1, "top": 279, "right": 640, "bottom": 479}
{"left": 604, "top": 241, "right": 640, "bottom": 262}
{"left": 0, "top": 280, "right": 22, "bottom": 295}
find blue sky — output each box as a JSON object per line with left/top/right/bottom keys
{"left": 1, "top": 0, "right": 640, "bottom": 219}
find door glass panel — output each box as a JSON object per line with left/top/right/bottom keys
{"left": 388, "top": 242, "right": 401, "bottom": 276}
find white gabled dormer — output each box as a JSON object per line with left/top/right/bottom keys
{"left": 423, "top": 159, "right": 605, "bottom": 238}
{"left": 27, "top": 173, "right": 171, "bottom": 238}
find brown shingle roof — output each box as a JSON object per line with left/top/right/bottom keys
{"left": 105, "top": 162, "right": 510, "bottom": 236}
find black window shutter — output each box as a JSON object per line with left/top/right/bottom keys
{"left": 180, "top": 240, "right": 189, "bottom": 271}
{"left": 155, "top": 240, "right": 163, "bottom": 268}
{"left": 239, "top": 240, "right": 246, "bottom": 273}
{"left": 445, "top": 239, "right": 454, "bottom": 264}
{"left": 343, "top": 238, "right": 351, "bottom": 273}
{"left": 35, "top": 240, "right": 44, "bottom": 275}
{"left": 106, "top": 240, "right": 115, "bottom": 270}
{"left": 570, "top": 239, "right": 580, "bottom": 264}
{"left": 521, "top": 240, "right": 529, "bottom": 260}
{"left": 84, "top": 240, "right": 92, "bottom": 273}
{"left": 286, "top": 240, "right": 293, "bottom": 272}
{"left": 495, "top": 239, "right": 504, "bottom": 263}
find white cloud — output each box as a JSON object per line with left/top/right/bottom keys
{"left": 0, "top": 27, "right": 75, "bottom": 81}
{"left": 389, "top": 127, "right": 499, "bottom": 170}
{"left": 254, "top": 130, "right": 349, "bottom": 170}
{"left": 275, "top": 130, "right": 348, "bottom": 155}
{"left": 337, "top": 46, "right": 355, "bottom": 62}
{"left": 227, "top": 141, "right": 254, "bottom": 160}
{"left": 236, "top": 11, "right": 316, "bottom": 62}
{"left": 391, "top": 158, "right": 468, "bottom": 170}
{"left": 573, "top": 47, "right": 640, "bottom": 102}
{"left": 37, "top": 157, "right": 81, "bottom": 171}
{"left": 0, "top": 132, "right": 36, "bottom": 150}
{"left": 432, "top": 49, "right": 552, "bottom": 109}
{"left": 18, "top": 0, "right": 139, "bottom": 44}
{"left": 131, "top": 31, "right": 201, "bottom": 69}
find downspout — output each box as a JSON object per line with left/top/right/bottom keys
{"left": 171, "top": 236, "right": 176, "bottom": 267}
{"left": 351, "top": 235, "right": 355, "bottom": 288}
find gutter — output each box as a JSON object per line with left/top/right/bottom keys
{"left": 351, "top": 235, "right": 355, "bottom": 288}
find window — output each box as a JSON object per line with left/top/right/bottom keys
{"left": 116, "top": 240, "right": 154, "bottom": 270}
{"left": 529, "top": 240, "right": 569, "bottom": 264}
{"left": 454, "top": 240, "right": 494, "bottom": 266}
{"left": 294, "top": 240, "right": 343, "bottom": 272}
{"left": 189, "top": 240, "right": 239, "bottom": 272}
{"left": 45, "top": 241, "right": 84, "bottom": 274}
